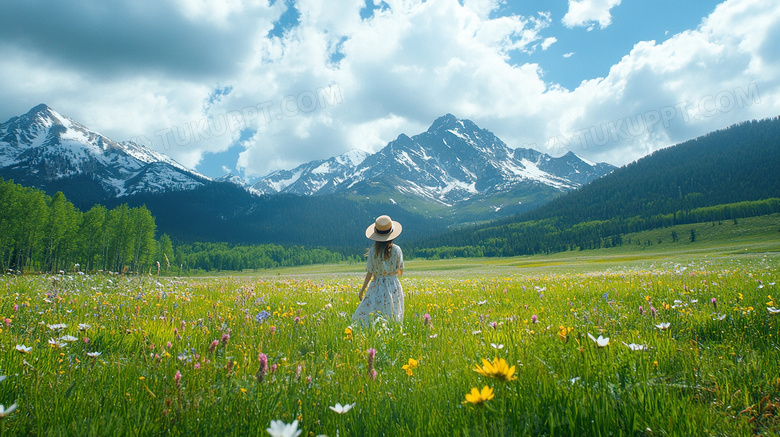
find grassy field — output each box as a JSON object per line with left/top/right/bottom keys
{"left": 0, "top": 215, "right": 779, "bottom": 436}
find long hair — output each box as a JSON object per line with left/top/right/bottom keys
{"left": 368, "top": 240, "right": 393, "bottom": 261}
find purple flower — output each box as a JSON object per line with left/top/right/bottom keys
{"left": 531, "top": 314, "right": 538, "bottom": 324}
{"left": 255, "top": 310, "right": 271, "bottom": 325}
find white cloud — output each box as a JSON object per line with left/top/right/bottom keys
{"left": 562, "top": 0, "right": 622, "bottom": 30}
{"left": 1, "top": 0, "right": 779, "bottom": 179}
{"left": 540, "top": 0, "right": 780, "bottom": 165}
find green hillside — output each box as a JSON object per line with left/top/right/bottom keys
{"left": 410, "top": 116, "right": 780, "bottom": 258}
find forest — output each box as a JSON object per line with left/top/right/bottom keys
{"left": 0, "top": 177, "right": 347, "bottom": 274}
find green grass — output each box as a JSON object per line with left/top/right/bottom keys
{"left": 0, "top": 216, "right": 779, "bottom": 436}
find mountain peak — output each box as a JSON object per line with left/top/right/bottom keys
{"left": 1, "top": 104, "right": 208, "bottom": 202}
{"left": 28, "top": 103, "right": 53, "bottom": 115}
{"left": 427, "top": 113, "right": 460, "bottom": 134}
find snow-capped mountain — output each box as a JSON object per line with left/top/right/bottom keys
{"left": 251, "top": 149, "right": 370, "bottom": 195}
{"left": 0, "top": 104, "right": 209, "bottom": 201}
{"left": 251, "top": 114, "right": 615, "bottom": 208}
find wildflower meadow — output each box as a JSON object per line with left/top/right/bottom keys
{"left": 0, "top": 254, "right": 779, "bottom": 436}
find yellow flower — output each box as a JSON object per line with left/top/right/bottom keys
{"left": 463, "top": 386, "right": 494, "bottom": 405}
{"left": 402, "top": 358, "right": 418, "bottom": 376}
{"left": 344, "top": 326, "right": 353, "bottom": 340}
{"left": 473, "top": 357, "right": 517, "bottom": 382}
{"left": 558, "top": 326, "right": 573, "bottom": 342}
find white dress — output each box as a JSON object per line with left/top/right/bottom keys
{"left": 351, "top": 244, "right": 405, "bottom": 327}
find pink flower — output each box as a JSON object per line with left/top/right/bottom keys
{"left": 194, "top": 363, "right": 201, "bottom": 370}
{"left": 174, "top": 370, "right": 182, "bottom": 387}
{"left": 650, "top": 306, "right": 657, "bottom": 318}
{"left": 711, "top": 298, "right": 717, "bottom": 309}
{"left": 13, "top": 305, "right": 18, "bottom": 311}
{"left": 257, "top": 353, "right": 268, "bottom": 383}
{"left": 167, "top": 341, "right": 172, "bottom": 349}
{"left": 221, "top": 333, "right": 230, "bottom": 346}
{"left": 638, "top": 306, "right": 645, "bottom": 315}
{"left": 423, "top": 313, "right": 432, "bottom": 328}
{"left": 367, "top": 348, "right": 376, "bottom": 378}
{"left": 209, "top": 340, "right": 219, "bottom": 354}
{"left": 270, "top": 363, "right": 277, "bottom": 373}
{"left": 531, "top": 315, "right": 538, "bottom": 324}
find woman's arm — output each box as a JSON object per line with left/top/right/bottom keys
{"left": 359, "top": 271, "right": 372, "bottom": 301}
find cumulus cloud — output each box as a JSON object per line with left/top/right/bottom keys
{"left": 0, "top": 0, "right": 778, "bottom": 177}
{"left": 539, "top": 0, "right": 780, "bottom": 165}
{"left": 562, "top": 0, "right": 622, "bottom": 30}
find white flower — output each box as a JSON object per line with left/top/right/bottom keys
{"left": 768, "top": 307, "right": 780, "bottom": 314}
{"left": 655, "top": 322, "right": 671, "bottom": 330}
{"left": 622, "top": 342, "right": 647, "bottom": 351}
{"left": 59, "top": 335, "right": 79, "bottom": 342}
{"left": 0, "top": 403, "right": 17, "bottom": 417}
{"left": 429, "top": 334, "right": 438, "bottom": 339}
{"left": 329, "top": 402, "right": 356, "bottom": 414}
{"left": 0, "top": 376, "right": 6, "bottom": 383}
{"left": 78, "top": 324, "right": 91, "bottom": 331}
{"left": 295, "top": 302, "right": 307, "bottom": 306}
{"left": 477, "top": 300, "right": 487, "bottom": 305}
{"left": 471, "top": 330, "right": 482, "bottom": 335}
{"left": 490, "top": 343, "right": 504, "bottom": 349}
{"left": 47, "top": 323, "right": 67, "bottom": 331}
{"left": 48, "top": 338, "right": 66, "bottom": 348}
{"left": 715, "top": 314, "right": 727, "bottom": 321}
{"left": 15, "top": 344, "right": 32, "bottom": 354}
{"left": 587, "top": 333, "right": 609, "bottom": 348}
{"left": 87, "top": 352, "right": 102, "bottom": 358}
{"left": 267, "top": 419, "right": 302, "bottom": 437}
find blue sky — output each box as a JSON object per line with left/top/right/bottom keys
{"left": 1, "top": 0, "right": 778, "bottom": 180}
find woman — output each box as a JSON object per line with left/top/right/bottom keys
{"left": 352, "top": 215, "right": 405, "bottom": 327}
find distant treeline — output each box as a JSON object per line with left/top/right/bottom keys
{"left": 0, "top": 178, "right": 348, "bottom": 274}
{"left": 410, "top": 198, "right": 780, "bottom": 259}
{"left": 172, "top": 241, "right": 353, "bottom": 273}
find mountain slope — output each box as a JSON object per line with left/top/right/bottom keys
{"left": 411, "top": 116, "right": 780, "bottom": 256}
{"left": 251, "top": 114, "right": 615, "bottom": 221}
{"left": 0, "top": 104, "right": 209, "bottom": 208}
{"left": 521, "top": 116, "right": 780, "bottom": 224}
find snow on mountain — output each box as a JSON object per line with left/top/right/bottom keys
{"left": 0, "top": 106, "right": 615, "bottom": 218}
{"left": 251, "top": 113, "right": 615, "bottom": 207}
{"left": 0, "top": 104, "right": 209, "bottom": 198}
{"left": 251, "top": 149, "right": 369, "bottom": 195}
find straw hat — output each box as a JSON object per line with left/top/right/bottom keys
{"left": 365, "top": 215, "right": 403, "bottom": 241}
